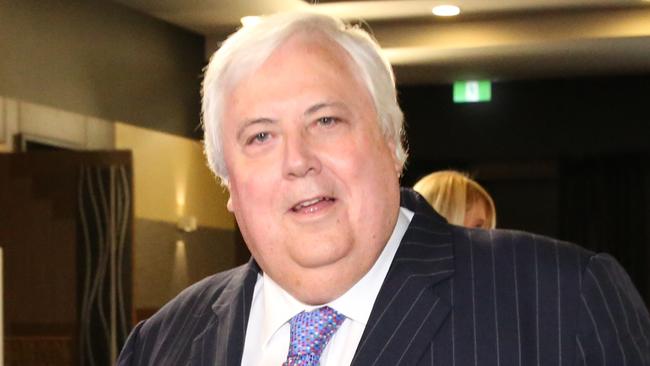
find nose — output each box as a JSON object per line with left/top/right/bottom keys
{"left": 282, "top": 132, "right": 321, "bottom": 179}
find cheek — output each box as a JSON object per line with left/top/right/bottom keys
{"left": 229, "top": 181, "right": 278, "bottom": 252}
{"left": 229, "top": 166, "right": 284, "bottom": 227}
{"left": 230, "top": 179, "right": 270, "bottom": 214}
{"left": 343, "top": 145, "right": 400, "bottom": 213}
{"left": 363, "top": 138, "right": 402, "bottom": 182}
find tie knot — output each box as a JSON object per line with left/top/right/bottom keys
{"left": 284, "top": 306, "right": 345, "bottom": 366}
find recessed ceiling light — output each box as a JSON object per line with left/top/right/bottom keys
{"left": 432, "top": 5, "right": 461, "bottom": 17}
{"left": 240, "top": 16, "right": 262, "bottom": 27}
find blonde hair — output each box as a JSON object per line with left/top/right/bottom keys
{"left": 413, "top": 170, "right": 496, "bottom": 228}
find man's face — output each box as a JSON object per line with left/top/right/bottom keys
{"left": 221, "top": 32, "right": 402, "bottom": 305}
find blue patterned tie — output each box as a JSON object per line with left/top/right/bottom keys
{"left": 283, "top": 306, "right": 345, "bottom": 366}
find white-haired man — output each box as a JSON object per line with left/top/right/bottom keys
{"left": 118, "top": 12, "right": 650, "bottom": 366}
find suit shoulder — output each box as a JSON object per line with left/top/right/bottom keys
{"left": 118, "top": 263, "right": 255, "bottom": 364}
{"left": 165, "top": 263, "right": 252, "bottom": 316}
{"left": 137, "top": 263, "right": 254, "bottom": 338}
{"left": 451, "top": 226, "right": 596, "bottom": 272}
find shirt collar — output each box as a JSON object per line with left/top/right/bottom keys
{"left": 259, "top": 207, "right": 414, "bottom": 346}
{"left": 260, "top": 274, "right": 307, "bottom": 346}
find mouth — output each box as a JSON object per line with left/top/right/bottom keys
{"left": 290, "top": 196, "right": 337, "bottom": 214}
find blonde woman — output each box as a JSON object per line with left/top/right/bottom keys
{"left": 414, "top": 170, "right": 496, "bottom": 229}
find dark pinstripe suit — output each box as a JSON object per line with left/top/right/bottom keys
{"left": 118, "top": 189, "right": 650, "bottom": 365}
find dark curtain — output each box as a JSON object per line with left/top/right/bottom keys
{"left": 558, "top": 154, "right": 650, "bottom": 303}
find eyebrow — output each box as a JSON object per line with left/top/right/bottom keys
{"left": 236, "top": 117, "right": 276, "bottom": 141}
{"left": 304, "top": 101, "right": 348, "bottom": 116}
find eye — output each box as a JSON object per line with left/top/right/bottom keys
{"left": 246, "top": 131, "right": 270, "bottom": 145}
{"left": 317, "top": 116, "right": 339, "bottom": 127}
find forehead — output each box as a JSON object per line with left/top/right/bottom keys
{"left": 224, "top": 31, "right": 374, "bottom": 119}
{"left": 244, "top": 31, "right": 363, "bottom": 89}
{"left": 274, "top": 31, "right": 352, "bottom": 66}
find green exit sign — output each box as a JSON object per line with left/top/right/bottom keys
{"left": 453, "top": 80, "right": 491, "bottom": 103}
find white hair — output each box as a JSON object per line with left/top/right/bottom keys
{"left": 202, "top": 11, "right": 407, "bottom": 184}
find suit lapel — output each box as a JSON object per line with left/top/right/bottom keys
{"left": 352, "top": 189, "right": 455, "bottom": 366}
{"left": 189, "top": 259, "right": 259, "bottom": 366}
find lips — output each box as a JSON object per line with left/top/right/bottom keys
{"left": 290, "top": 196, "right": 336, "bottom": 213}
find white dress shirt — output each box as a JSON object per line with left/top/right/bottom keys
{"left": 241, "top": 207, "right": 414, "bottom": 366}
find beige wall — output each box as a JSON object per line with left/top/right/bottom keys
{"left": 115, "top": 122, "right": 239, "bottom": 309}
{"left": 115, "top": 122, "right": 233, "bottom": 230}
{"left": 0, "top": 96, "right": 115, "bottom": 152}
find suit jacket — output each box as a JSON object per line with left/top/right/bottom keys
{"left": 118, "top": 189, "right": 650, "bottom": 365}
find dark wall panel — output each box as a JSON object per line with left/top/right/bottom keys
{"left": 133, "top": 218, "right": 243, "bottom": 310}
{"left": 399, "top": 74, "right": 650, "bottom": 164}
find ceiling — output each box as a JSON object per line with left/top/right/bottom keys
{"left": 113, "top": 0, "right": 650, "bottom": 84}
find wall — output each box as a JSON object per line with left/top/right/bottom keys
{"left": 399, "top": 75, "right": 650, "bottom": 164}
{"left": 400, "top": 74, "right": 650, "bottom": 236}
{"left": 0, "top": 0, "right": 231, "bottom": 311}
{"left": 0, "top": 98, "right": 11, "bottom": 152}
{"left": 0, "top": 0, "right": 204, "bottom": 139}
{"left": 115, "top": 123, "right": 231, "bottom": 229}
{"left": 115, "top": 123, "right": 237, "bottom": 308}
{"left": 0, "top": 98, "right": 239, "bottom": 310}
{"left": 0, "top": 96, "right": 114, "bottom": 151}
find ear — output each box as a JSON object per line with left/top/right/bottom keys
{"left": 227, "top": 196, "right": 234, "bottom": 212}
{"left": 386, "top": 139, "right": 403, "bottom": 176}
{"left": 225, "top": 182, "right": 234, "bottom": 212}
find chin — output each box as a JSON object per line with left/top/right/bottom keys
{"left": 291, "top": 242, "right": 352, "bottom": 269}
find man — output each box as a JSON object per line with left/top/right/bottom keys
{"left": 118, "top": 11, "right": 650, "bottom": 366}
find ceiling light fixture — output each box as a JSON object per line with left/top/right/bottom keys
{"left": 240, "top": 16, "right": 262, "bottom": 27}
{"left": 432, "top": 5, "right": 461, "bottom": 17}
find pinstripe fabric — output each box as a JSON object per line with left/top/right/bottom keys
{"left": 117, "top": 189, "right": 650, "bottom": 365}
{"left": 117, "top": 260, "right": 259, "bottom": 366}
{"left": 352, "top": 189, "right": 650, "bottom": 366}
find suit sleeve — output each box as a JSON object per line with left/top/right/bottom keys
{"left": 117, "top": 321, "right": 146, "bottom": 365}
{"left": 576, "top": 253, "right": 650, "bottom": 365}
